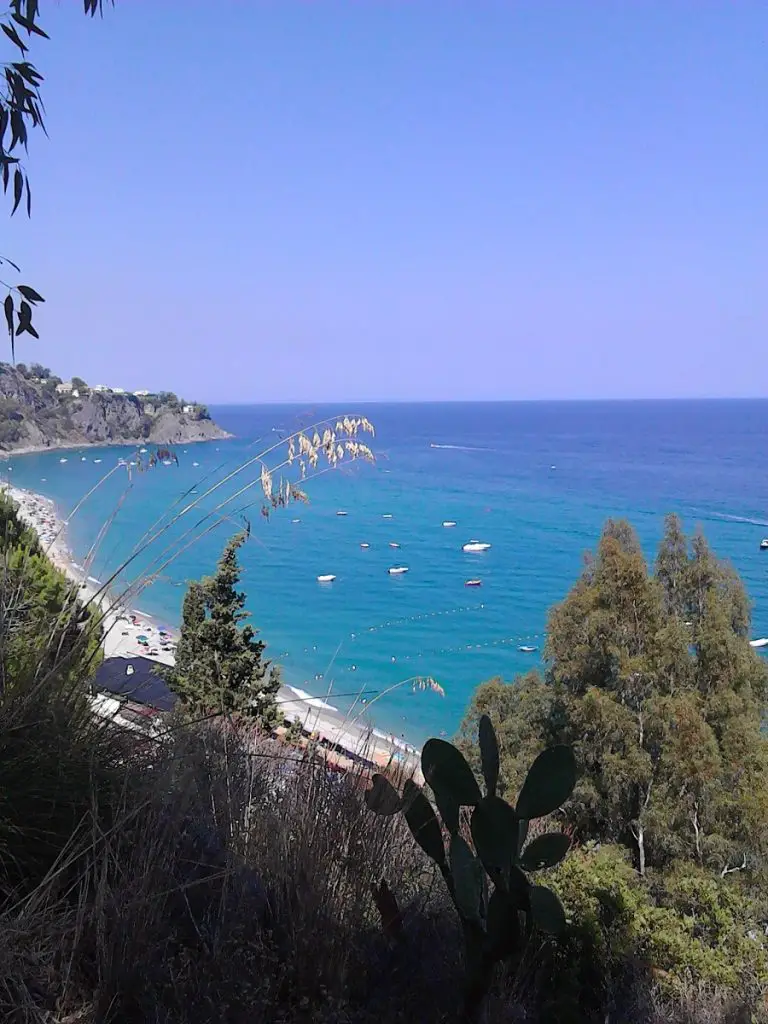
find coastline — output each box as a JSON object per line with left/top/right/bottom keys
{"left": 1, "top": 480, "right": 420, "bottom": 774}
{"left": 0, "top": 433, "right": 234, "bottom": 458}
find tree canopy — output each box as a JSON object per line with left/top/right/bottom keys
{"left": 459, "top": 516, "right": 768, "bottom": 880}
{"left": 165, "top": 531, "right": 281, "bottom": 727}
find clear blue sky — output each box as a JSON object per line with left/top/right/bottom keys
{"left": 5, "top": 1, "right": 767, "bottom": 402}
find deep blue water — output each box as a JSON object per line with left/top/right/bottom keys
{"left": 2, "top": 400, "right": 767, "bottom": 743}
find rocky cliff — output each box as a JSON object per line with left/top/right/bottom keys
{"left": 0, "top": 365, "right": 231, "bottom": 452}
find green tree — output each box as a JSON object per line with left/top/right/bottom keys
{"left": 166, "top": 532, "right": 280, "bottom": 726}
{"left": 459, "top": 517, "right": 768, "bottom": 879}
{"left": 71, "top": 376, "right": 87, "bottom": 391}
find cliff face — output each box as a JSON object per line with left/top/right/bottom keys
{"left": 0, "top": 366, "right": 231, "bottom": 452}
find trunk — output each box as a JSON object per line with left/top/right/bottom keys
{"left": 637, "top": 823, "right": 646, "bottom": 877}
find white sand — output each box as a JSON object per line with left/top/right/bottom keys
{"left": 2, "top": 483, "right": 420, "bottom": 774}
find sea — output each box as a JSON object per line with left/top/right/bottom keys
{"left": 2, "top": 400, "right": 768, "bottom": 744}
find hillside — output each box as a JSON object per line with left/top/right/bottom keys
{"left": 0, "top": 364, "right": 231, "bottom": 451}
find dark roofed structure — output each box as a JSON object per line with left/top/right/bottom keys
{"left": 92, "top": 656, "right": 177, "bottom": 712}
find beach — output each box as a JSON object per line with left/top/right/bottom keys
{"left": 1, "top": 481, "right": 420, "bottom": 773}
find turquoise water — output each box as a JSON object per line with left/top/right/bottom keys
{"left": 3, "top": 400, "right": 768, "bottom": 743}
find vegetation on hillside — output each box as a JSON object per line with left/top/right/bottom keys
{"left": 165, "top": 531, "right": 281, "bottom": 725}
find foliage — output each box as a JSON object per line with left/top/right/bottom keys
{"left": 366, "top": 714, "right": 576, "bottom": 1020}
{"left": 165, "top": 531, "right": 281, "bottom": 727}
{"left": 71, "top": 375, "right": 87, "bottom": 391}
{"left": 0, "top": 1, "right": 112, "bottom": 357}
{"left": 459, "top": 517, "right": 768, "bottom": 881}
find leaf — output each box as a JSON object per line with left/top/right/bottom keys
{"left": 1, "top": 21, "right": 27, "bottom": 52}
{"left": 0, "top": 256, "right": 21, "bottom": 272}
{"left": 450, "top": 834, "right": 484, "bottom": 925}
{"left": 25, "top": 321, "right": 38, "bottom": 339}
{"left": 402, "top": 779, "right": 445, "bottom": 866}
{"left": 3, "top": 292, "right": 13, "bottom": 360}
{"left": 515, "top": 745, "right": 576, "bottom": 820}
{"left": 478, "top": 714, "right": 499, "bottom": 798}
{"left": 486, "top": 886, "right": 522, "bottom": 959}
{"left": 24, "top": 176, "right": 30, "bottom": 216}
{"left": 422, "top": 738, "right": 482, "bottom": 807}
{"left": 470, "top": 796, "right": 518, "bottom": 882}
{"left": 529, "top": 885, "right": 567, "bottom": 936}
{"left": 431, "top": 778, "right": 460, "bottom": 834}
{"left": 11, "top": 12, "right": 49, "bottom": 38}
{"left": 364, "top": 774, "right": 401, "bottom": 816}
{"left": 17, "top": 285, "right": 43, "bottom": 303}
{"left": 520, "top": 833, "right": 571, "bottom": 872}
{"left": 11, "top": 168, "right": 23, "bottom": 214}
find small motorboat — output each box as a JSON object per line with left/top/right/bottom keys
{"left": 442, "top": 520, "right": 457, "bottom": 527}
{"left": 388, "top": 566, "right": 409, "bottom": 575}
{"left": 389, "top": 542, "right": 400, "bottom": 548}
{"left": 760, "top": 539, "right": 768, "bottom": 550}
{"left": 59, "top": 458, "right": 67, "bottom": 464}
{"left": 317, "top": 574, "right": 336, "bottom": 583}
{"left": 192, "top": 461, "right": 200, "bottom": 467}
{"left": 80, "top": 456, "right": 86, "bottom": 462}
{"left": 518, "top": 645, "right": 538, "bottom": 654}
{"left": 382, "top": 513, "right": 393, "bottom": 519}
{"left": 93, "top": 459, "right": 102, "bottom": 464}
{"left": 360, "top": 542, "right": 370, "bottom": 548}
{"left": 336, "top": 510, "right": 349, "bottom": 517}
{"left": 463, "top": 540, "right": 491, "bottom": 553}
{"left": 292, "top": 518, "right": 301, "bottom": 523}
{"left": 139, "top": 448, "right": 147, "bottom": 454}
{"left": 465, "top": 579, "right": 482, "bottom": 587}
{"left": 750, "top": 638, "right": 768, "bottom": 648}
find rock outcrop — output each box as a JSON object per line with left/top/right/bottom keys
{"left": 0, "top": 365, "right": 231, "bottom": 452}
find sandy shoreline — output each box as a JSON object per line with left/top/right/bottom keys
{"left": 1, "top": 481, "right": 420, "bottom": 773}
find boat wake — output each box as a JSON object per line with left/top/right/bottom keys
{"left": 430, "top": 443, "right": 495, "bottom": 452}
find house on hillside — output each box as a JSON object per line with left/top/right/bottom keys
{"left": 182, "top": 404, "right": 196, "bottom": 414}
{"left": 55, "top": 381, "right": 73, "bottom": 395}
{"left": 91, "top": 384, "right": 110, "bottom": 393}
{"left": 111, "top": 387, "right": 126, "bottom": 395}
{"left": 134, "top": 389, "right": 151, "bottom": 397}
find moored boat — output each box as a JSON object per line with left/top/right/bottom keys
{"left": 463, "top": 540, "right": 491, "bottom": 552}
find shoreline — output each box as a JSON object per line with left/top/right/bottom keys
{"left": 0, "top": 433, "right": 234, "bottom": 458}
{"left": 2, "top": 481, "right": 420, "bottom": 774}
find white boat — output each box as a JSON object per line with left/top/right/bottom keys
{"left": 360, "top": 542, "right": 370, "bottom": 548}
{"left": 463, "top": 540, "right": 491, "bottom": 553}
{"left": 93, "top": 459, "right": 102, "bottom": 464}
{"left": 519, "top": 645, "right": 538, "bottom": 653}
{"left": 59, "top": 458, "right": 67, "bottom": 464}
{"left": 336, "top": 510, "right": 348, "bottom": 517}
{"left": 292, "top": 518, "right": 301, "bottom": 523}
{"left": 80, "top": 456, "right": 86, "bottom": 462}
{"left": 465, "top": 579, "right": 482, "bottom": 587}
{"left": 139, "top": 448, "right": 147, "bottom": 454}
{"left": 388, "top": 566, "right": 409, "bottom": 575}
{"left": 192, "top": 461, "right": 200, "bottom": 467}
{"left": 442, "top": 521, "right": 457, "bottom": 527}
{"left": 162, "top": 460, "right": 173, "bottom": 466}
{"left": 761, "top": 539, "right": 768, "bottom": 550}
{"left": 389, "top": 542, "right": 400, "bottom": 548}
{"left": 750, "top": 638, "right": 768, "bottom": 648}
{"left": 382, "top": 513, "right": 393, "bottom": 519}
{"left": 317, "top": 574, "right": 336, "bottom": 583}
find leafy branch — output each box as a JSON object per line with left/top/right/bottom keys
{"left": 0, "top": 0, "right": 113, "bottom": 357}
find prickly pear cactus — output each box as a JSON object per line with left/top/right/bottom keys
{"left": 365, "top": 715, "right": 576, "bottom": 1020}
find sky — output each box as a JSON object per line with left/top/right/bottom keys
{"left": 3, "top": 1, "right": 766, "bottom": 402}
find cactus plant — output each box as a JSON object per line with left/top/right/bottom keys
{"left": 364, "top": 715, "right": 576, "bottom": 1021}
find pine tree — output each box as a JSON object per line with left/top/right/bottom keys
{"left": 165, "top": 532, "right": 280, "bottom": 727}
{"left": 459, "top": 517, "right": 768, "bottom": 879}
